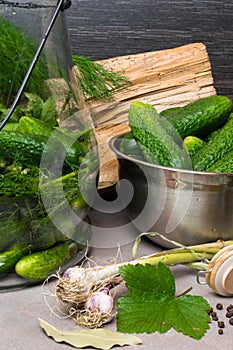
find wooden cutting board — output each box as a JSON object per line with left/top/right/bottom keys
{"left": 89, "top": 43, "right": 216, "bottom": 189}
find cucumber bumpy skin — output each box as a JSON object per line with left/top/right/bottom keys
{"left": 15, "top": 241, "right": 79, "bottom": 282}
{"left": 162, "top": 95, "right": 233, "bottom": 139}
{"left": 159, "top": 106, "right": 182, "bottom": 118}
{"left": 128, "top": 101, "right": 191, "bottom": 169}
{"left": 192, "top": 113, "right": 233, "bottom": 171}
{"left": 0, "top": 131, "right": 47, "bottom": 166}
{"left": 0, "top": 243, "right": 30, "bottom": 275}
{"left": 119, "top": 132, "right": 144, "bottom": 159}
{"left": 19, "top": 116, "right": 89, "bottom": 168}
{"left": 206, "top": 149, "right": 233, "bottom": 173}
{"left": 0, "top": 130, "right": 84, "bottom": 169}
{"left": 0, "top": 218, "right": 28, "bottom": 251}
{"left": 19, "top": 116, "right": 52, "bottom": 137}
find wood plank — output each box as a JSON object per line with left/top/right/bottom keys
{"left": 67, "top": 0, "right": 233, "bottom": 99}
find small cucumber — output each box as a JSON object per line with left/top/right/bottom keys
{"left": 52, "top": 127, "right": 89, "bottom": 169}
{"left": 160, "top": 107, "right": 184, "bottom": 143}
{"left": 0, "top": 218, "right": 28, "bottom": 251}
{"left": 163, "top": 95, "right": 233, "bottom": 139}
{"left": 27, "top": 217, "right": 57, "bottom": 251}
{"left": 160, "top": 106, "right": 182, "bottom": 118}
{"left": 128, "top": 101, "right": 191, "bottom": 169}
{"left": 15, "top": 241, "right": 79, "bottom": 282}
{"left": 0, "top": 131, "right": 48, "bottom": 165}
{"left": 193, "top": 113, "right": 233, "bottom": 171}
{"left": 70, "top": 194, "right": 88, "bottom": 211}
{"left": 119, "top": 132, "right": 144, "bottom": 159}
{"left": 19, "top": 116, "right": 88, "bottom": 168}
{"left": 0, "top": 131, "right": 82, "bottom": 169}
{"left": 0, "top": 243, "right": 30, "bottom": 275}
{"left": 206, "top": 150, "right": 233, "bottom": 173}
{"left": 2, "top": 122, "right": 20, "bottom": 133}
{"left": 19, "top": 116, "right": 52, "bottom": 137}
{"left": 28, "top": 216, "right": 78, "bottom": 249}
{"left": 183, "top": 136, "right": 205, "bottom": 158}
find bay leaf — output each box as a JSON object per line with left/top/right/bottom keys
{"left": 39, "top": 318, "right": 142, "bottom": 350}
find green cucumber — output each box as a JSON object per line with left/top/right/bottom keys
{"left": 160, "top": 106, "right": 182, "bottom": 118}
{"left": 70, "top": 194, "right": 88, "bottom": 211}
{"left": 163, "top": 95, "right": 232, "bottom": 139}
{"left": 128, "top": 101, "right": 191, "bottom": 169}
{"left": 160, "top": 106, "right": 184, "bottom": 143}
{"left": 28, "top": 216, "right": 79, "bottom": 249}
{"left": 0, "top": 131, "right": 82, "bottom": 169}
{"left": 193, "top": 113, "right": 233, "bottom": 171}
{"left": 19, "top": 116, "right": 88, "bottom": 168}
{"left": 2, "top": 123, "right": 20, "bottom": 133}
{"left": 52, "top": 127, "right": 89, "bottom": 168}
{"left": 119, "top": 132, "right": 144, "bottom": 159}
{"left": 0, "top": 217, "right": 28, "bottom": 251}
{"left": 206, "top": 150, "right": 233, "bottom": 173}
{"left": 0, "top": 243, "right": 30, "bottom": 275}
{"left": 0, "top": 131, "right": 48, "bottom": 165}
{"left": 15, "top": 241, "right": 79, "bottom": 282}
{"left": 27, "top": 218, "right": 58, "bottom": 251}
{"left": 19, "top": 116, "right": 52, "bottom": 137}
{"left": 183, "top": 136, "right": 205, "bottom": 158}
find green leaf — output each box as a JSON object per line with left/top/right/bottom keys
{"left": 117, "top": 293, "right": 172, "bottom": 334}
{"left": 165, "top": 295, "right": 211, "bottom": 340}
{"left": 117, "top": 263, "right": 210, "bottom": 340}
{"left": 25, "top": 92, "right": 44, "bottom": 119}
{"left": 41, "top": 96, "right": 56, "bottom": 127}
{"left": 39, "top": 318, "right": 142, "bottom": 350}
{"left": 119, "top": 262, "right": 175, "bottom": 296}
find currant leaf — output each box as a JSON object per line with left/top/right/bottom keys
{"left": 117, "top": 263, "right": 211, "bottom": 340}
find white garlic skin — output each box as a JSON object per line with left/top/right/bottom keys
{"left": 85, "top": 292, "right": 114, "bottom": 322}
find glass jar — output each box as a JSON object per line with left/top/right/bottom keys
{"left": 0, "top": 0, "right": 99, "bottom": 289}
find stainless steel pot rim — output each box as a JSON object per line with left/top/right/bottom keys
{"left": 109, "top": 133, "right": 233, "bottom": 178}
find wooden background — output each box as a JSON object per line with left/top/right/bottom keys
{"left": 66, "top": 0, "right": 233, "bottom": 100}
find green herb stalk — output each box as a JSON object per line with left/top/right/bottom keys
{"left": 72, "top": 54, "right": 131, "bottom": 102}
{"left": 0, "top": 17, "right": 47, "bottom": 107}
{"left": 56, "top": 238, "right": 233, "bottom": 307}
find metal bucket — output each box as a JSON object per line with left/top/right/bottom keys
{"left": 0, "top": 1, "right": 98, "bottom": 289}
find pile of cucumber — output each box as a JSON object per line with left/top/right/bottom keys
{"left": 126, "top": 95, "right": 233, "bottom": 172}
{"left": 0, "top": 116, "right": 90, "bottom": 283}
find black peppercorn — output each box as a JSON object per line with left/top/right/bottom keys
{"left": 218, "top": 329, "right": 224, "bottom": 335}
{"left": 226, "top": 310, "right": 233, "bottom": 318}
{"left": 218, "top": 321, "right": 225, "bottom": 328}
{"left": 226, "top": 304, "right": 233, "bottom": 312}
{"left": 212, "top": 311, "right": 217, "bottom": 317}
{"left": 229, "top": 318, "right": 233, "bottom": 326}
{"left": 212, "top": 315, "right": 219, "bottom": 321}
{"left": 207, "top": 307, "right": 213, "bottom": 315}
{"left": 216, "top": 303, "right": 223, "bottom": 310}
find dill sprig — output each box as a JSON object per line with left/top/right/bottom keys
{"left": 72, "top": 54, "right": 131, "bottom": 102}
{"left": 0, "top": 15, "right": 130, "bottom": 107}
{"left": 0, "top": 162, "right": 40, "bottom": 197}
{"left": 0, "top": 16, "right": 48, "bottom": 107}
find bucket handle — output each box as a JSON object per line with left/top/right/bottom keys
{"left": 0, "top": 0, "right": 72, "bottom": 131}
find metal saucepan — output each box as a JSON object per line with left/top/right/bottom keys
{"left": 109, "top": 133, "right": 233, "bottom": 248}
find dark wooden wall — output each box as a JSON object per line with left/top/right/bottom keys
{"left": 67, "top": 0, "right": 233, "bottom": 99}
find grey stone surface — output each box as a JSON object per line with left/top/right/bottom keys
{"left": 1, "top": 207, "right": 233, "bottom": 349}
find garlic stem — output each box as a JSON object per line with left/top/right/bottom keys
{"left": 62, "top": 240, "right": 233, "bottom": 290}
